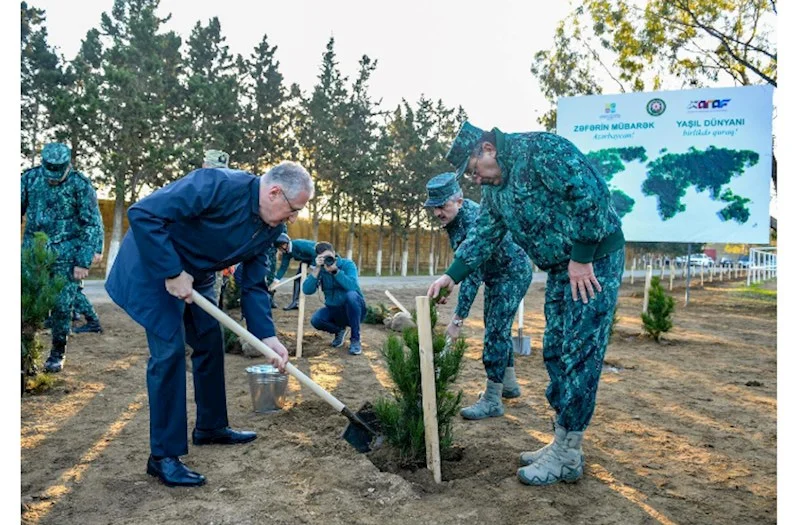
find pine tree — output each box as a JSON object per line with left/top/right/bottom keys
{"left": 21, "top": 232, "right": 65, "bottom": 377}
{"left": 641, "top": 276, "right": 675, "bottom": 342}
{"left": 20, "top": 1, "right": 62, "bottom": 168}
{"left": 373, "top": 302, "right": 464, "bottom": 465}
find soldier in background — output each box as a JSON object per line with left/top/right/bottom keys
{"left": 21, "top": 142, "right": 105, "bottom": 372}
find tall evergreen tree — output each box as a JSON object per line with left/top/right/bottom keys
{"left": 97, "top": 0, "right": 186, "bottom": 275}
{"left": 20, "top": 1, "right": 61, "bottom": 168}
{"left": 180, "top": 17, "right": 241, "bottom": 173}
{"left": 298, "top": 37, "right": 349, "bottom": 240}
{"left": 49, "top": 28, "right": 104, "bottom": 168}
{"left": 236, "top": 34, "right": 291, "bottom": 173}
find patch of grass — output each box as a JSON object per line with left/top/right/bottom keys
{"left": 731, "top": 282, "right": 777, "bottom": 301}
{"left": 25, "top": 373, "right": 59, "bottom": 395}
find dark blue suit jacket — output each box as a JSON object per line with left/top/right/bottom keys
{"left": 106, "top": 168, "right": 282, "bottom": 341}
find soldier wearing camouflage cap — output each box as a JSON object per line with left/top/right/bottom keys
{"left": 425, "top": 173, "right": 531, "bottom": 420}
{"left": 427, "top": 122, "right": 626, "bottom": 486}
{"left": 21, "top": 142, "right": 105, "bottom": 373}
{"left": 203, "top": 149, "right": 230, "bottom": 169}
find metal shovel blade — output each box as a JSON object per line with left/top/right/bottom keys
{"left": 341, "top": 402, "right": 384, "bottom": 453}
{"left": 513, "top": 331, "right": 531, "bottom": 356}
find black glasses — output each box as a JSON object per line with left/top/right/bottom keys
{"left": 279, "top": 187, "right": 303, "bottom": 213}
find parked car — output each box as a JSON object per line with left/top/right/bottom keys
{"left": 738, "top": 256, "right": 750, "bottom": 267}
{"left": 720, "top": 257, "right": 734, "bottom": 267}
{"left": 689, "top": 254, "right": 715, "bottom": 267}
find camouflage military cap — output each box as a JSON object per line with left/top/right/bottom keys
{"left": 445, "top": 121, "right": 485, "bottom": 180}
{"left": 275, "top": 232, "right": 291, "bottom": 247}
{"left": 40, "top": 142, "right": 72, "bottom": 180}
{"left": 204, "top": 149, "right": 230, "bottom": 168}
{"left": 424, "top": 172, "right": 461, "bottom": 207}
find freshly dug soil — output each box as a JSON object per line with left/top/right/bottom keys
{"left": 21, "top": 277, "right": 776, "bottom": 524}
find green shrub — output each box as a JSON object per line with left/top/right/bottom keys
{"left": 222, "top": 275, "right": 241, "bottom": 310}
{"left": 223, "top": 326, "right": 242, "bottom": 354}
{"left": 364, "top": 302, "right": 390, "bottom": 324}
{"left": 21, "top": 232, "right": 65, "bottom": 379}
{"left": 373, "top": 300, "right": 464, "bottom": 465}
{"left": 610, "top": 304, "right": 619, "bottom": 337}
{"left": 641, "top": 276, "right": 675, "bottom": 342}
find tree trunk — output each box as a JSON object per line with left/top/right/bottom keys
{"left": 346, "top": 201, "right": 355, "bottom": 260}
{"left": 311, "top": 195, "right": 320, "bottom": 242}
{"left": 389, "top": 228, "right": 396, "bottom": 276}
{"left": 414, "top": 212, "right": 421, "bottom": 275}
{"left": 331, "top": 194, "right": 339, "bottom": 250}
{"left": 105, "top": 175, "right": 127, "bottom": 279}
{"left": 376, "top": 214, "right": 384, "bottom": 276}
{"left": 433, "top": 229, "right": 440, "bottom": 274}
{"left": 401, "top": 232, "right": 409, "bottom": 277}
{"left": 429, "top": 223, "right": 436, "bottom": 276}
{"left": 356, "top": 213, "right": 363, "bottom": 270}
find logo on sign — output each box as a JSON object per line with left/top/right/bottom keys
{"left": 687, "top": 99, "right": 731, "bottom": 111}
{"left": 599, "top": 102, "right": 621, "bottom": 120}
{"left": 646, "top": 98, "right": 666, "bottom": 116}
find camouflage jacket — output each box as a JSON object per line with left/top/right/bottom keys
{"left": 445, "top": 199, "right": 530, "bottom": 318}
{"left": 21, "top": 166, "right": 104, "bottom": 269}
{"left": 447, "top": 130, "right": 624, "bottom": 283}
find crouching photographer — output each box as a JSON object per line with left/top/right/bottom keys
{"left": 303, "top": 242, "right": 366, "bottom": 355}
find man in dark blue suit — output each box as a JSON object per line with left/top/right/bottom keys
{"left": 106, "top": 161, "right": 313, "bottom": 487}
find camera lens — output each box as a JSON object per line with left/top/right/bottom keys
{"left": 324, "top": 256, "right": 335, "bottom": 266}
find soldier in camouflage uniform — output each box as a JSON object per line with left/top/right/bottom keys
{"left": 21, "top": 143, "right": 105, "bottom": 372}
{"left": 428, "top": 122, "right": 625, "bottom": 486}
{"left": 72, "top": 243, "right": 104, "bottom": 333}
{"left": 424, "top": 173, "right": 531, "bottom": 420}
{"left": 273, "top": 235, "right": 316, "bottom": 311}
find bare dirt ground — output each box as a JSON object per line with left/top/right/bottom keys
{"left": 21, "top": 274, "right": 776, "bottom": 525}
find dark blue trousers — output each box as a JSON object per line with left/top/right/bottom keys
{"left": 310, "top": 291, "right": 366, "bottom": 341}
{"left": 144, "top": 285, "right": 228, "bottom": 458}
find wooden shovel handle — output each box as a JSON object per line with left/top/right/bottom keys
{"left": 190, "top": 290, "right": 345, "bottom": 413}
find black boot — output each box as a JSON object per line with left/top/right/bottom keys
{"left": 268, "top": 290, "right": 278, "bottom": 309}
{"left": 73, "top": 317, "right": 103, "bottom": 334}
{"left": 44, "top": 341, "right": 67, "bottom": 373}
{"left": 282, "top": 278, "right": 301, "bottom": 311}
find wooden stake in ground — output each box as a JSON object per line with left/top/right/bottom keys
{"left": 643, "top": 264, "right": 653, "bottom": 314}
{"left": 669, "top": 261, "right": 675, "bottom": 291}
{"left": 385, "top": 290, "right": 411, "bottom": 316}
{"left": 296, "top": 263, "right": 307, "bottom": 358}
{"left": 700, "top": 264, "right": 704, "bottom": 286}
{"left": 630, "top": 258, "right": 636, "bottom": 285}
{"left": 415, "top": 295, "right": 441, "bottom": 484}
{"left": 709, "top": 264, "right": 714, "bottom": 283}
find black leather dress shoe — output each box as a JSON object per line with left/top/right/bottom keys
{"left": 146, "top": 456, "right": 206, "bottom": 487}
{"left": 192, "top": 426, "right": 257, "bottom": 446}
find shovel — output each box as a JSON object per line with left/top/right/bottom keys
{"left": 512, "top": 298, "right": 531, "bottom": 356}
{"left": 190, "top": 290, "right": 383, "bottom": 453}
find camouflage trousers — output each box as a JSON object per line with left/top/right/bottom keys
{"left": 482, "top": 264, "right": 533, "bottom": 383}
{"left": 542, "top": 248, "right": 625, "bottom": 432}
{"left": 51, "top": 263, "right": 80, "bottom": 346}
{"left": 73, "top": 281, "right": 98, "bottom": 321}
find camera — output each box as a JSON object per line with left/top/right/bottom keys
{"left": 323, "top": 255, "right": 336, "bottom": 267}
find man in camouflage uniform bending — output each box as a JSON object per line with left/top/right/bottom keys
{"left": 424, "top": 172, "right": 531, "bottom": 420}
{"left": 428, "top": 122, "right": 625, "bottom": 486}
{"left": 21, "top": 142, "right": 105, "bottom": 373}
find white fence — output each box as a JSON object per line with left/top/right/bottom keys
{"left": 747, "top": 246, "right": 777, "bottom": 286}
